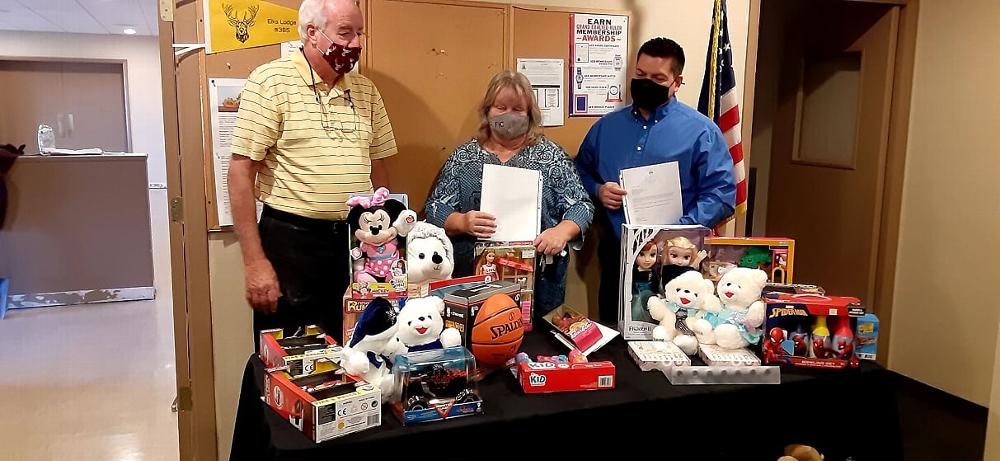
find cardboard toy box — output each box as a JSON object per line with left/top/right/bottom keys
{"left": 264, "top": 369, "right": 381, "bottom": 442}
{"left": 855, "top": 313, "right": 879, "bottom": 360}
{"left": 474, "top": 242, "right": 536, "bottom": 331}
{"left": 342, "top": 291, "right": 404, "bottom": 346}
{"left": 442, "top": 280, "right": 521, "bottom": 345}
{"left": 620, "top": 225, "right": 711, "bottom": 340}
{"left": 516, "top": 361, "right": 616, "bottom": 393}
{"left": 259, "top": 326, "right": 342, "bottom": 376}
{"left": 762, "top": 293, "right": 872, "bottom": 369}
{"left": 703, "top": 237, "right": 795, "bottom": 284}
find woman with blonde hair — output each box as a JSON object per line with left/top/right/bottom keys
{"left": 425, "top": 70, "right": 594, "bottom": 318}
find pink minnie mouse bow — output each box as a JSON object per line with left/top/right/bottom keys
{"left": 346, "top": 187, "right": 390, "bottom": 209}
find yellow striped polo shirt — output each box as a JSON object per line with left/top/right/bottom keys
{"left": 231, "top": 50, "right": 397, "bottom": 220}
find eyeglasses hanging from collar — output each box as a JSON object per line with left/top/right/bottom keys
{"left": 309, "top": 65, "right": 361, "bottom": 136}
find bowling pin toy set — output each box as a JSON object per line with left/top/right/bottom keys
{"left": 761, "top": 293, "right": 880, "bottom": 369}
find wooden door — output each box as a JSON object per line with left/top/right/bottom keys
{"left": 367, "top": 0, "right": 508, "bottom": 212}
{"left": 766, "top": 0, "right": 898, "bottom": 302}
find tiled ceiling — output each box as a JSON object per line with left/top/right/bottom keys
{"left": 0, "top": 0, "right": 157, "bottom": 36}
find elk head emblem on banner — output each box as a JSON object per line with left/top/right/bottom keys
{"left": 223, "top": 3, "right": 259, "bottom": 43}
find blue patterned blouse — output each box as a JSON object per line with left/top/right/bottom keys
{"left": 425, "top": 137, "right": 595, "bottom": 317}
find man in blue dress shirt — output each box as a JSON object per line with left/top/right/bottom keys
{"left": 576, "top": 37, "right": 736, "bottom": 324}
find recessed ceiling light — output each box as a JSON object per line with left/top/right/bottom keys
{"left": 123, "top": 27, "right": 136, "bottom": 35}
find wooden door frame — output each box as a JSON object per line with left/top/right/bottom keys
{"left": 159, "top": 8, "right": 219, "bottom": 461}
{"left": 740, "top": 0, "right": 919, "bottom": 364}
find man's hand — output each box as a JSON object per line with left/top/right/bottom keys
{"left": 244, "top": 258, "right": 281, "bottom": 313}
{"left": 461, "top": 211, "right": 497, "bottom": 239}
{"left": 598, "top": 182, "right": 627, "bottom": 210}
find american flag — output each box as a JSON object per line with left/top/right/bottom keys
{"left": 697, "top": 0, "right": 747, "bottom": 234}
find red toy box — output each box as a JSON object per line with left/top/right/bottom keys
{"left": 762, "top": 293, "right": 866, "bottom": 369}
{"left": 517, "top": 361, "right": 616, "bottom": 393}
{"left": 259, "top": 326, "right": 342, "bottom": 376}
{"left": 264, "top": 368, "right": 381, "bottom": 442}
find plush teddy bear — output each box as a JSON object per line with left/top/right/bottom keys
{"left": 346, "top": 188, "right": 417, "bottom": 283}
{"left": 389, "top": 296, "right": 462, "bottom": 354}
{"left": 340, "top": 297, "right": 400, "bottom": 401}
{"left": 405, "top": 222, "right": 454, "bottom": 286}
{"left": 700, "top": 267, "right": 769, "bottom": 350}
{"left": 647, "top": 271, "right": 720, "bottom": 355}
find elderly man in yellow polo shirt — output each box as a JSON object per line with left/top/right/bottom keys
{"left": 229, "top": 0, "right": 396, "bottom": 342}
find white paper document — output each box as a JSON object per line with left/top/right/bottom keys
{"left": 619, "top": 162, "right": 683, "bottom": 225}
{"left": 516, "top": 57, "right": 565, "bottom": 127}
{"left": 480, "top": 164, "right": 542, "bottom": 242}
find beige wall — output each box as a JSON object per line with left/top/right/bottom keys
{"left": 888, "top": 0, "right": 1000, "bottom": 406}
{"left": 207, "top": 1, "right": 751, "bottom": 457}
{"left": 209, "top": 234, "right": 253, "bottom": 461}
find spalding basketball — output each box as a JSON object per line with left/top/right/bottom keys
{"left": 471, "top": 293, "right": 524, "bottom": 368}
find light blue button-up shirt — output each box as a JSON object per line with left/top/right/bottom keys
{"left": 575, "top": 97, "right": 736, "bottom": 239}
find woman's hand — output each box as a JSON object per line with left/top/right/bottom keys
{"left": 534, "top": 220, "right": 582, "bottom": 256}
{"left": 534, "top": 226, "right": 569, "bottom": 255}
{"left": 461, "top": 211, "right": 497, "bottom": 238}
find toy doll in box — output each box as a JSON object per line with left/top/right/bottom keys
{"left": 346, "top": 188, "right": 417, "bottom": 298}
{"left": 474, "top": 242, "right": 536, "bottom": 331}
{"left": 619, "top": 225, "right": 711, "bottom": 340}
{"left": 630, "top": 240, "right": 660, "bottom": 323}
{"left": 702, "top": 237, "right": 795, "bottom": 284}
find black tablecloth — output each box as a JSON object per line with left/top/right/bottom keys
{"left": 231, "top": 332, "right": 902, "bottom": 460}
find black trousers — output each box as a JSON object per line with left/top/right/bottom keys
{"left": 254, "top": 206, "right": 351, "bottom": 345}
{"left": 595, "top": 213, "right": 622, "bottom": 326}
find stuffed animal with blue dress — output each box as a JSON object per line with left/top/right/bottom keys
{"left": 647, "top": 271, "right": 720, "bottom": 355}
{"left": 699, "top": 267, "right": 769, "bottom": 350}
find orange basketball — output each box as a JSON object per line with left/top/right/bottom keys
{"left": 470, "top": 294, "right": 524, "bottom": 368}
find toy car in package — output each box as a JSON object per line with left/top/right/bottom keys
{"left": 264, "top": 367, "right": 381, "bottom": 442}
{"left": 259, "top": 325, "right": 342, "bottom": 376}
{"left": 391, "top": 346, "right": 484, "bottom": 425}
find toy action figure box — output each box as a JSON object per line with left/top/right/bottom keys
{"left": 474, "top": 242, "right": 536, "bottom": 331}
{"left": 443, "top": 280, "right": 521, "bottom": 346}
{"left": 264, "top": 368, "right": 381, "bottom": 442}
{"left": 620, "top": 225, "right": 712, "bottom": 340}
{"left": 762, "top": 293, "right": 876, "bottom": 369}
{"left": 342, "top": 290, "right": 404, "bottom": 347}
{"left": 392, "top": 346, "right": 484, "bottom": 425}
{"left": 259, "top": 326, "right": 343, "bottom": 376}
{"left": 702, "top": 237, "right": 795, "bottom": 284}
{"left": 345, "top": 191, "right": 413, "bottom": 300}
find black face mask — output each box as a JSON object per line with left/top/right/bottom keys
{"left": 630, "top": 78, "right": 672, "bottom": 112}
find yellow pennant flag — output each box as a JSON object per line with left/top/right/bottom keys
{"left": 205, "top": 0, "right": 299, "bottom": 53}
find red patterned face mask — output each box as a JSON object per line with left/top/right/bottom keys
{"left": 319, "top": 31, "right": 361, "bottom": 74}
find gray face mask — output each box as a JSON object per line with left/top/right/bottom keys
{"left": 488, "top": 112, "right": 530, "bottom": 140}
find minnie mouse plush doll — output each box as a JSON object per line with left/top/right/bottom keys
{"left": 346, "top": 188, "right": 417, "bottom": 283}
